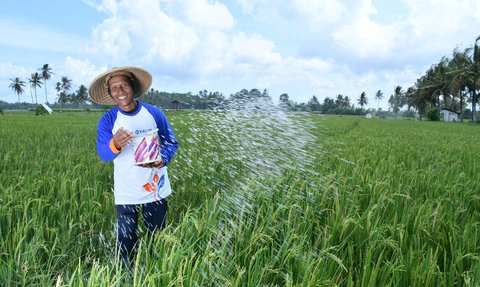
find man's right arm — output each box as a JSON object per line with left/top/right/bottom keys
{"left": 96, "top": 115, "right": 120, "bottom": 162}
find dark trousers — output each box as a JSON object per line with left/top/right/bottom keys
{"left": 115, "top": 199, "right": 168, "bottom": 263}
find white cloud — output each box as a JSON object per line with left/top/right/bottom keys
{"left": 292, "top": 0, "right": 345, "bottom": 27}
{"left": 84, "top": 0, "right": 285, "bottom": 78}
{"left": 3, "top": 0, "right": 480, "bottom": 109}
{"left": 86, "top": 0, "right": 234, "bottom": 66}
{"left": 0, "top": 63, "right": 29, "bottom": 78}
{"left": 63, "top": 57, "right": 107, "bottom": 88}
{"left": 77, "top": 0, "right": 480, "bottom": 107}
{"left": 332, "top": 17, "right": 397, "bottom": 58}
{"left": 166, "top": 0, "right": 234, "bottom": 30}
{"left": 403, "top": 0, "right": 478, "bottom": 49}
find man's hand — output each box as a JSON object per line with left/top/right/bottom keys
{"left": 113, "top": 128, "right": 133, "bottom": 150}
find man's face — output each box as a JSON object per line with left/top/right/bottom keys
{"left": 108, "top": 75, "right": 136, "bottom": 111}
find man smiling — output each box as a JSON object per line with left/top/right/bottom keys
{"left": 88, "top": 66, "right": 179, "bottom": 265}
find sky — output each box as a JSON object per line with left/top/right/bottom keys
{"left": 1, "top": 0, "right": 480, "bottom": 109}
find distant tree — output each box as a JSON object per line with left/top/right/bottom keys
{"left": 322, "top": 97, "right": 335, "bottom": 113}
{"left": 249, "top": 88, "right": 261, "bottom": 98}
{"left": 75, "top": 85, "right": 89, "bottom": 107}
{"left": 39, "top": 64, "right": 53, "bottom": 103}
{"left": 388, "top": 95, "right": 397, "bottom": 114}
{"left": 261, "top": 89, "right": 269, "bottom": 98}
{"left": 279, "top": 93, "right": 291, "bottom": 109}
{"left": 471, "top": 35, "right": 480, "bottom": 122}
{"left": 335, "top": 94, "right": 352, "bottom": 109}
{"left": 55, "top": 76, "right": 72, "bottom": 106}
{"left": 334, "top": 94, "right": 343, "bottom": 108}
{"left": 198, "top": 89, "right": 208, "bottom": 99}
{"left": 388, "top": 86, "right": 406, "bottom": 114}
{"left": 427, "top": 108, "right": 440, "bottom": 121}
{"left": 56, "top": 82, "right": 67, "bottom": 106}
{"left": 420, "top": 58, "right": 449, "bottom": 110}
{"left": 28, "top": 72, "right": 42, "bottom": 104}
{"left": 233, "top": 89, "right": 249, "bottom": 100}
{"left": 308, "top": 95, "right": 321, "bottom": 111}
{"left": 9, "top": 77, "right": 26, "bottom": 103}
{"left": 358, "top": 92, "right": 368, "bottom": 110}
{"left": 279, "top": 93, "right": 289, "bottom": 102}
{"left": 375, "top": 90, "right": 383, "bottom": 110}
{"left": 404, "top": 86, "right": 416, "bottom": 111}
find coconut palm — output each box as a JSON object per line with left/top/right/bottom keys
{"left": 447, "top": 48, "right": 473, "bottom": 121}
{"left": 388, "top": 86, "right": 405, "bottom": 114}
{"left": 9, "top": 77, "right": 26, "bottom": 103}
{"left": 374, "top": 90, "right": 383, "bottom": 111}
{"left": 39, "top": 64, "right": 53, "bottom": 103}
{"left": 358, "top": 92, "right": 368, "bottom": 110}
{"left": 404, "top": 86, "right": 416, "bottom": 112}
{"left": 55, "top": 76, "right": 73, "bottom": 107}
{"left": 414, "top": 57, "right": 451, "bottom": 118}
{"left": 471, "top": 36, "right": 480, "bottom": 122}
{"left": 425, "top": 57, "right": 450, "bottom": 110}
{"left": 74, "top": 85, "right": 88, "bottom": 107}
{"left": 29, "top": 72, "right": 43, "bottom": 104}
{"left": 60, "top": 76, "right": 72, "bottom": 93}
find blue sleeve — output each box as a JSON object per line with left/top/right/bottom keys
{"left": 144, "top": 104, "right": 179, "bottom": 166}
{"left": 96, "top": 110, "right": 119, "bottom": 162}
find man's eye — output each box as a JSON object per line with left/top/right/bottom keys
{"left": 110, "top": 82, "right": 130, "bottom": 92}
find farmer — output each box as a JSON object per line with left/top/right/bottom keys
{"left": 88, "top": 66, "right": 178, "bottom": 264}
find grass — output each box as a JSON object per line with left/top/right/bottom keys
{"left": 1, "top": 111, "right": 480, "bottom": 286}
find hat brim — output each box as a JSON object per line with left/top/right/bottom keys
{"left": 88, "top": 66, "right": 152, "bottom": 105}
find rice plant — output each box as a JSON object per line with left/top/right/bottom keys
{"left": 1, "top": 110, "right": 479, "bottom": 286}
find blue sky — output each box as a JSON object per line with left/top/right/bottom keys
{"left": 1, "top": 0, "right": 480, "bottom": 109}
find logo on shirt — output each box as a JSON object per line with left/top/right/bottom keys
{"left": 143, "top": 171, "right": 165, "bottom": 194}
{"left": 135, "top": 128, "right": 154, "bottom": 135}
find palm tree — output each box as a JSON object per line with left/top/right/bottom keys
{"left": 55, "top": 76, "right": 73, "bottom": 107}
{"left": 358, "top": 92, "right": 368, "bottom": 110}
{"left": 414, "top": 58, "right": 450, "bottom": 118}
{"left": 39, "top": 64, "right": 53, "bottom": 103}
{"left": 404, "top": 87, "right": 416, "bottom": 112}
{"left": 9, "top": 77, "right": 26, "bottom": 103}
{"left": 29, "top": 72, "right": 43, "bottom": 104}
{"left": 430, "top": 58, "right": 449, "bottom": 109}
{"left": 447, "top": 48, "right": 472, "bottom": 121}
{"left": 308, "top": 95, "right": 321, "bottom": 112}
{"left": 406, "top": 36, "right": 480, "bottom": 121}
{"left": 374, "top": 90, "right": 383, "bottom": 111}
{"left": 61, "top": 76, "right": 72, "bottom": 93}
{"left": 472, "top": 36, "right": 480, "bottom": 122}
{"left": 388, "top": 86, "right": 405, "bottom": 114}
{"left": 74, "top": 85, "right": 88, "bottom": 107}
{"left": 56, "top": 82, "right": 65, "bottom": 106}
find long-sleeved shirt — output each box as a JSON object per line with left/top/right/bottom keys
{"left": 96, "top": 101, "right": 179, "bottom": 204}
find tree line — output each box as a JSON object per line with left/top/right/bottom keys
{"left": 9, "top": 64, "right": 53, "bottom": 104}
{"left": 5, "top": 35, "right": 480, "bottom": 120}
{"left": 387, "top": 36, "right": 480, "bottom": 121}
{"left": 7, "top": 64, "right": 88, "bottom": 108}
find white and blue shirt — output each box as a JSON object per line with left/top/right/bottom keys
{"left": 96, "top": 101, "right": 178, "bottom": 205}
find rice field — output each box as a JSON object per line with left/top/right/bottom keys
{"left": 1, "top": 109, "right": 480, "bottom": 286}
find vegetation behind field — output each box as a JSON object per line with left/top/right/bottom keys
{"left": 1, "top": 111, "right": 479, "bottom": 286}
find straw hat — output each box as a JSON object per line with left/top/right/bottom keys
{"left": 88, "top": 66, "right": 152, "bottom": 105}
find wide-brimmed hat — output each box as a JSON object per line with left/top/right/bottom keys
{"left": 88, "top": 66, "right": 152, "bottom": 105}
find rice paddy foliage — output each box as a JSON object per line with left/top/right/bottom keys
{"left": 1, "top": 110, "right": 480, "bottom": 286}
